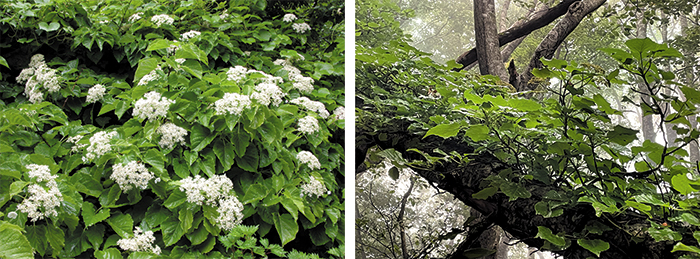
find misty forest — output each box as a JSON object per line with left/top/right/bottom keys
{"left": 356, "top": 0, "right": 700, "bottom": 258}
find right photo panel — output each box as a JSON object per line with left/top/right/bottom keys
{"left": 355, "top": 0, "right": 700, "bottom": 258}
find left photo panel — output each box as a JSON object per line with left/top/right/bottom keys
{"left": 0, "top": 0, "right": 345, "bottom": 258}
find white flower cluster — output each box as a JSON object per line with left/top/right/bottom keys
{"left": 167, "top": 41, "right": 180, "bottom": 56}
{"left": 137, "top": 66, "right": 162, "bottom": 86}
{"left": 214, "top": 93, "right": 251, "bottom": 116}
{"left": 300, "top": 176, "right": 328, "bottom": 198}
{"left": 226, "top": 66, "right": 249, "bottom": 82}
{"left": 157, "top": 123, "right": 187, "bottom": 149}
{"left": 292, "top": 23, "right": 311, "bottom": 33}
{"left": 83, "top": 131, "right": 118, "bottom": 162}
{"left": 291, "top": 74, "right": 314, "bottom": 93}
{"left": 86, "top": 84, "right": 106, "bottom": 103}
{"left": 133, "top": 91, "right": 174, "bottom": 121}
{"left": 297, "top": 115, "right": 320, "bottom": 134}
{"left": 179, "top": 175, "right": 244, "bottom": 230}
{"left": 332, "top": 106, "right": 345, "bottom": 120}
{"left": 283, "top": 13, "right": 297, "bottom": 22}
{"left": 17, "top": 164, "right": 63, "bottom": 222}
{"left": 117, "top": 227, "right": 161, "bottom": 255}
{"left": 16, "top": 54, "right": 61, "bottom": 104}
{"left": 151, "top": 14, "right": 174, "bottom": 27}
{"left": 128, "top": 12, "right": 143, "bottom": 22}
{"left": 273, "top": 59, "right": 302, "bottom": 78}
{"left": 220, "top": 10, "right": 229, "bottom": 20}
{"left": 111, "top": 161, "right": 155, "bottom": 191}
{"left": 67, "top": 135, "right": 87, "bottom": 152}
{"left": 251, "top": 83, "right": 286, "bottom": 106}
{"left": 181, "top": 30, "right": 201, "bottom": 41}
{"left": 290, "top": 97, "right": 329, "bottom": 118}
{"left": 296, "top": 151, "right": 321, "bottom": 170}
{"left": 216, "top": 196, "right": 245, "bottom": 231}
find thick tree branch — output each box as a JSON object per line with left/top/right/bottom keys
{"left": 455, "top": 0, "right": 581, "bottom": 70}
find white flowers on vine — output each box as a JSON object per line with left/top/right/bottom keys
{"left": 283, "top": 14, "right": 297, "bottom": 22}
{"left": 16, "top": 54, "right": 61, "bottom": 104}
{"left": 301, "top": 176, "right": 328, "bottom": 198}
{"left": 297, "top": 115, "right": 320, "bottom": 134}
{"left": 297, "top": 151, "right": 321, "bottom": 170}
{"left": 83, "top": 131, "right": 118, "bottom": 162}
{"left": 214, "top": 93, "right": 252, "bottom": 116}
{"left": 181, "top": 30, "right": 201, "bottom": 41}
{"left": 133, "top": 91, "right": 174, "bottom": 121}
{"left": 17, "top": 164, "right": 63, "bottom": 222}
{"left": 151, "top": 14, "right": 174, "bottom": 27}
{"left": 292, "top": 23, "right": 311, "bottom": 33}
{"left": 178, "top": 175, "right": 244, "bottom": 230}
{"left": 290, "top": 97, "right": 330, "bottom": 118}
{"left": 157, "top": 123, "right": 188, "bottom": 149}
{"left": 86, "top": 84, "right": 106, "bottom": 103}
{"left": 117, "top": 227, "right": 161, "bottom": 254}
{"left": 111, "top": 161, "right": 155, "bottom": 191}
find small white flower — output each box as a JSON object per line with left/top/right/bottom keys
{"left": 83, "top": 131, "right": 118, "bottom": 162}
{"left": 7, "top": 211, "right": 17, "bottom": 219}
{"left": 292, "top": 22, "right": 311, "bottom": 33}
{"left": 296, "top": 151, "right": 321, "bottom": 170}
{"left": 274, "top": 59, "right": 302, "bottom": 79}
{"left": 86, "top": 84, "right": 106, "bottom": 103}
{"left": 216, "top": 196, "right": 244, "bottom": 231}
{"left": 300, "top": 176, "right": 328, "bottom": 198}
{"left": 226, "top": 66, "right": 249, "bottom": 82}
{"left": 137, "top": 67, "right": 162, "bottom": 86}
{"left": 17, "top": 177, "right": 63, "bottom": 222}
{"left": 17, "top": 54, "right": 60, "bottom": 103}
{"left": 175, "top": 58, "right": 186, "bottom": 64}
{"left": 167, "top": 41, "right": 180, "bottom": 55}
{"left": 156, "top": 123, "right": 188, "bottom": 149}
{"left": 251, "top": 82, "right": 286, "bottom": 106}
{"left": 133, "top": 91, "right": 175, "bottom": 121}
{"left": 179, "top": 175, "right": 234, "bottom": 206}
{"left": 128, "top": 12, "right": 143, "bottom": 22}
{"left": 151, "top": 14, "right": 174, "bottom": 27}
{"left": 219, "top": 10, "right": 229, "bottom": 20}
{"left": 291, "top": 74, "right": 314, "bottom": 93}
{"left": 332, "top": 106, "right": 344, "bottom": 120}
{"left": 117, "top": 227, "right": 161, "bottom": 254}
{"left": 283, "top": 14, "right": 297, "bottom": 22}
{"left": 111, "top": 161, "right": 155, "bottom": 191}
{"left": 290, "top": 97, "right": 329, "bottom": 118}
{"left": 213, "top": 93, "right": 251, "bottom": 116}
{"left": 297, "top": 115, "right": 320, "bottom": 134}
{"left": 26, "top": 164, "right": 56, "bottom": 183}
{"left": 181, "top": 30, "right": 201, "bottom": 41}
{"left": 67, "top": 135, "right": 87, "bottom": 152}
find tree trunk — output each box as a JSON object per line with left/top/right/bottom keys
{"left": 659, "top": 12, "right": 678, "bottom": 147}
{"left": 517, "top": 0, "right": 607, "bottom": 91}
{"left": 679, "top": 15, "right": 699, "bottom": 163}
{"left": 456, "top": 0, "right": 583, "bottom": 70}
{"left": 498, "top": 0, "right": 512, "bottom": 31}
{"left": 474, "top": 0, "right": 508, "bottom": 81}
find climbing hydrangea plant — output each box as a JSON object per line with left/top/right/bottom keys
{"left": 0, "top": 0, "right": 344, "bottom": 258}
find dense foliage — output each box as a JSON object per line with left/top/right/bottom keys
{"left": 357, "top": 0, "right": 700, "bottom": 257}
{"left": 0, "top": 0, "right": 344, "bottom": 258}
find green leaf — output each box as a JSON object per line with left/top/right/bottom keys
{"left": 0, "top": 222, "right": 34, "bottom": 259}
{"left": 186, "top": 226, "right": 209, "bottom": 246}
{"left": 243, "top": 184, "right": 267, "bottom": 204}
{"left": 0, "top": 56, "right": 9, "bottom": 68}
{"left": 142, "top": 149, "right": 166, "bottom": 175}
{"left": 236, "top": 143, "right": 259, "bottom": 172}
{"left": 681, "top": 86, "right": 700, "bottom": 105}
{"left": 26, "top": 225, "right": 47, "bottom": 256}
{"left": 146, "top": 39, "right": 172, "bottom": 51}
{"left": 176, "top": 43, "right": 208, "bottom": 66}
{"left": 508, "top": 98, "right": 541, "bottom": 111}
{"left": 472, "top": 187, "right": 497, "bottom": 199}
{"left": 46, "top": 22, "right": 60, "bottom": 31}
{"left": 500, "top": 182, "right": 531, "bottom": 201}
{"left": 577, "top": 239, "right": 609, "bottom": 257}
{"left": 648, "top": 224, "right": 681, "bottom": 242}
{"left": 82, "top": 201, "right": 111, "bottom": 227}
{"left": 465, "top": 125, "right": 490, "bottom": 141}
{"left": 213, "top": 139, "right": 235, "bottom": 171}
{"left": 179, "top": 208, "right": 194, "bottom": 232}
{"left": 536, "top": 226, "right": 565, "bottom": 247}
{"left": 671, "top": 242, "right": 700, "bottom": 253}
{"left": 424, "top": 123, "right": 461, "bottom": 139}
{"left": 181, "top": 59, "right": 203, "bottom": 79}
{"left": 625, "top": 38, "right": 663, "bottom": 57}
{"left": 606, "top": 125, "right": 638, "bottom": 146}
{"left": 162, "top": 218, "right": 186, "bottom": 246}
{"left": 46, "top": 224, "right": 65, "bottom": 253}
{"left": 388, "top": 166, "right": 399, "bottom": 180}
{"left": 671, "top": 174, "right": 697, "bottom": 195}
{"left": 273, "top": 213, "right": 298, "bottom": 246}
{"left": 164, "top": 190, "right": 187, "bottom": 209}
{"left": 198, "top": 236, "right": 216, "bottom": 253}
{"left": 94, "top": 248, "right": 123, "bottom": 259}
{"left": 106, "top": 212, "right": 134, "bottom": 239}
{"left": 190, "top": 124, "right": 215, "bottom": 152}
{"left": 133, "top": 58, "right": 159, "bottom": 84}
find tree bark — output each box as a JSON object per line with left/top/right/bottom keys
{"left": 474, "top": 0, "right": 509, "bottom": 81}
{"left": 456, "top": 0, "right": 582, "bottom": 70}
{"left": 679, "top": 15, "right": 699, "bottom": 163}
{"left": 516, "top": 0, "right": 607, "bottom": 91}
{"left": 636, "top": 11, "right": 657, "bottom": 143}
{"left": 356, "top": 199, "right": 368, "bottom": 259}
{"left": 398, "top": 178, "right": 415, "bottom": 259}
